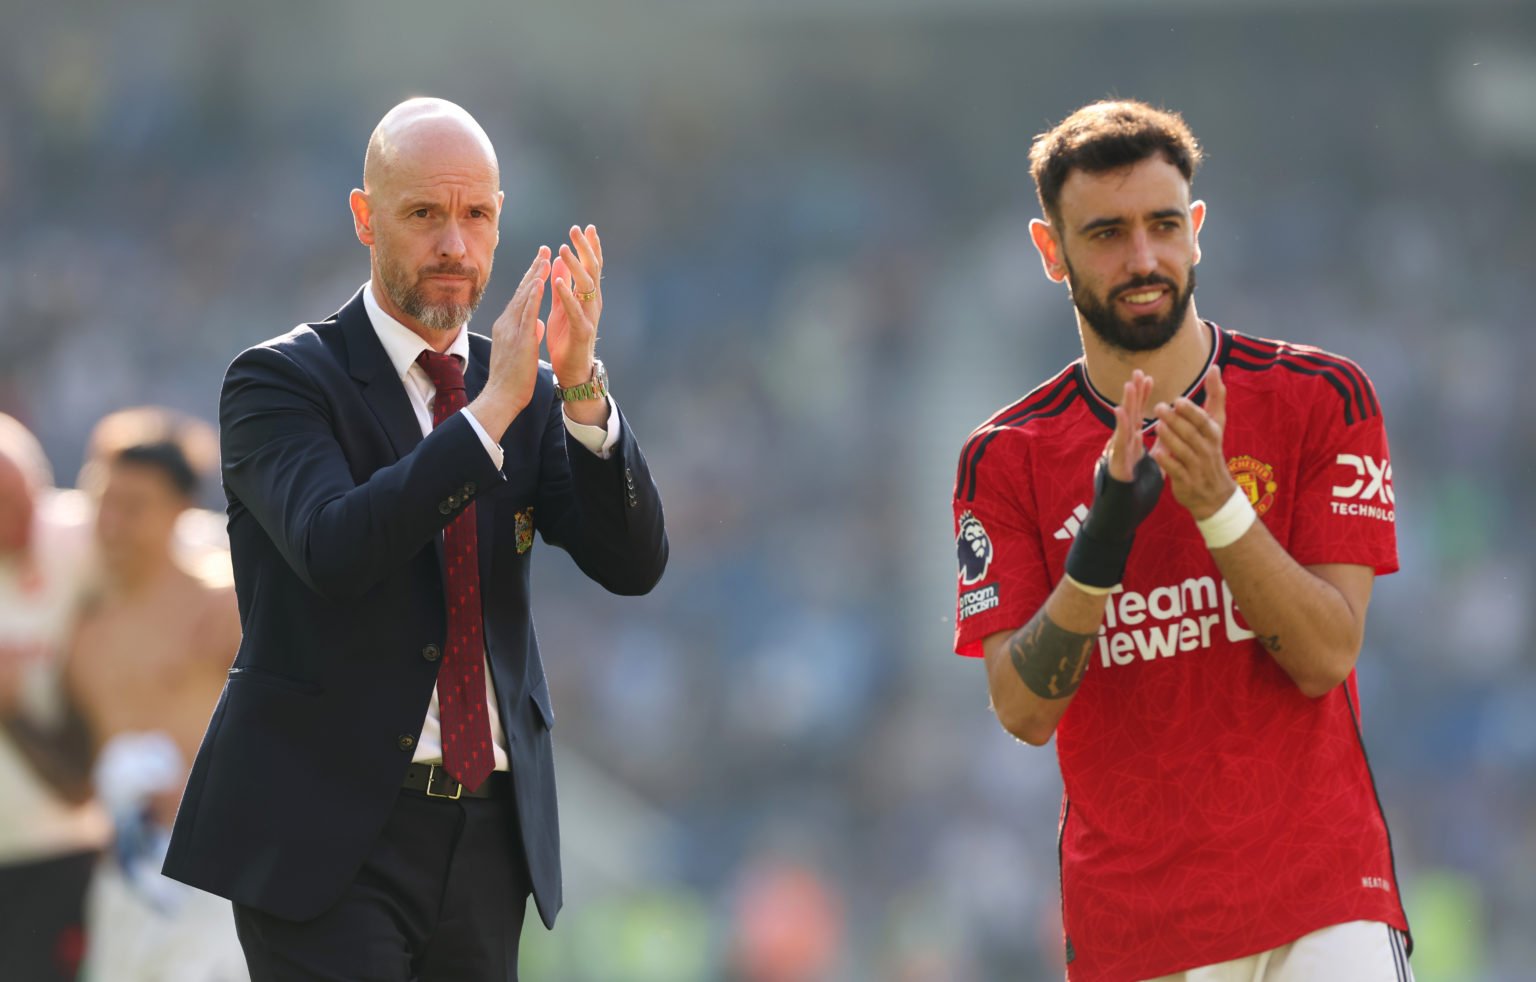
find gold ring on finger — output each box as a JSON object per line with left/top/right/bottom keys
{"left": 576, "top": 287, "right": 598, "bottom": 302}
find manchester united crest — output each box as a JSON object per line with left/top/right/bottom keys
{"left": 515, "top": 507, "right": 535, "bottom": 554}
{"left": 1227, "top": 455, "right": 1277, "bottom": 517}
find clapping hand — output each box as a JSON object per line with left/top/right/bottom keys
{"left": 468, "top": 247, "right": 550, "bottom": 439}
{"left": 547, "top": 225, "right": 608, "bottom": 427}
{"left": 1148, "top": 365, "right": 1238, "bottom": 521}
{"left": 546, "top": 225, "right": 603, "bottom": 387}
{"left": 1105, "top": 369, "right": 1154, "bottom": 481}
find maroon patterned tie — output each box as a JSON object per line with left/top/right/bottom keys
{"left": 416, "top": 350, "right": 494, "bottom": 791}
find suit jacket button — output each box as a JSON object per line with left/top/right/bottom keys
{"left": 421, "top": 644, "right": 441, "bottom": 662}
{"left": 397, "top": 734, "right": 416, "bottom": 751}
{"left": 439, "top": 501, "right": 453, "bottom": 515}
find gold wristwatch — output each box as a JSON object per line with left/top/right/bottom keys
{"left": 557, "top": 360, "right": 608, "bottom": 402}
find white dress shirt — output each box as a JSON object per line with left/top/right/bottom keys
{"left": 362, "top": 282, "right": 620, "bottom": 773}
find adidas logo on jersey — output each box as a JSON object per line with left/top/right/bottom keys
{"left": 1053, "top": 504, "right": 1091, "bottom": 540}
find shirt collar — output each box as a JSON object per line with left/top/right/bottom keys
{"left": 362, "top": 281, "right": 470, "bottom": 381}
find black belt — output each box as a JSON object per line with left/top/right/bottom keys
{"left": 401, "top": 763, "right": 510, "bottom": 801}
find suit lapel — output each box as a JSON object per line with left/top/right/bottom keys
{"left": 340, "top": 291, "right": 423, "bottom": 461}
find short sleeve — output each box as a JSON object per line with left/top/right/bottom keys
{"left": 952, "top": 432, "right": 1053, "bottom": 658}
{"left": 1288, "top": 367, "right": 1398, "bottom": 575}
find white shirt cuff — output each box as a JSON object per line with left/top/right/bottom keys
{"left": 459, "top": 407, "right": 505, "bottom": 470}
{"left": 563, "top": 396, "right": 621, "bottom": 460}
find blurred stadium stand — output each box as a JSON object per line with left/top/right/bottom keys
{"left": 2, "top": 1, "right": 1532, "bottom": 978}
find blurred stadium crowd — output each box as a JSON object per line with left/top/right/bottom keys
{"left": 2, "top": 1, "right": 1534, "bottom": 979}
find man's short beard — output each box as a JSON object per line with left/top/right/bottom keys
{"left": 1066, "top": 258, "right": 1196, "bottom": 354}
{"left": 379, "top": 256, "right": 486, "bottom": 333}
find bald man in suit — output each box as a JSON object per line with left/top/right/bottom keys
{"left": 163, "top": 98, "right": 668, "bottom": 981}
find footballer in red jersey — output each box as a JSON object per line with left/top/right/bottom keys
{"left": 952, "top": 101, "right": 1412, "bottom": 982}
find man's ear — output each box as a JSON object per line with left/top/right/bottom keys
{"left": 349, "top": 189, "right": 374, "bottom": 247}
{"left": 1030, "top": 218, "right": 1067, "bottom": 284}
{"left": 1189, "top": 199, "right": 1206, "bottom": 266}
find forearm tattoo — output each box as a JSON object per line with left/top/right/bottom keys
{"left": 1008, "top": 610, "right": 1097, "bottom": 700}
{"left": 1257, "top": 633, "right": 1282, "bottom": 653}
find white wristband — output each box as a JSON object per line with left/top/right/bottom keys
{"left": 1196, "top": 486, "right": 1257, "bottom": 550}
{"left": 1063, "top": 572, "right": 1118, "bottom": 596}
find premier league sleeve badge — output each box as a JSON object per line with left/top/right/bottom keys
{"left": 956, "top": 511, "right": 993, "bottom": 586}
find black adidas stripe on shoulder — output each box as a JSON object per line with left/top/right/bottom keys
{"left": 956, "top": 370, "right": 1080, "bottom": 503}
{"left": 1221, "top": 333, "right": 1380, "bottom": 426}
{"left": 1224, "top": 333, "right": 1379, "bottom": 420}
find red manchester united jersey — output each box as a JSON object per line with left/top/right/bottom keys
{"left": 952, "top": 324, "right": 1407, "bottom": 981}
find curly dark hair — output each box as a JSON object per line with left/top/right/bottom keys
{"left": 1029, "top": 100, "right": 1203, "bottom": 223}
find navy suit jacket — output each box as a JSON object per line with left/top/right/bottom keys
{"left": 162, "top": 288, "right": 667, "bottom": 928}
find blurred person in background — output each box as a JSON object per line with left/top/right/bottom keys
{"left": 0, "top": 413, "right": 109, "bottom": 982}
{"left": 79, "top": 409, "right": 235, "bottom": 576}
{"left": 161, "top": 97, "right": 668, "bottom": 981}
{"left": 1, "top": 406, "right": 245, "bottom": 981}
{"left": 952, "top": 101, "right": 1411, "bottom": 980}
{"left": 726, "top": 855, "right": 845, "bottom": 982}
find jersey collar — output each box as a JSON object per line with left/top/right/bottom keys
{"left": 1074, "top": 320, "right": 1224, "bottom": 431}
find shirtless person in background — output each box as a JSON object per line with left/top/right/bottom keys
{"left": 2, "top": 407, "right": 246, "bottom": 982}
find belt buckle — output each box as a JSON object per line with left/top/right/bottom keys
{"left": 425, "top": 764, "right": 463, "bottom": 800}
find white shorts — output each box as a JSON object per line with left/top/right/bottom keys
{"left": 1140, "top": 920, "right": 1413, "bottom": 982}
{"left": 80, "top": 855, "right": 248, "bottom": 982}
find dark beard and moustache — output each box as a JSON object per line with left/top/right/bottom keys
{"left": 380, "top": 257, "right": 487, "bottom": 333}
{"left": 1066, "top": 261, "right": 1196, "bottom": 354}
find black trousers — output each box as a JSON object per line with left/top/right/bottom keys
{"left": 0, "top": 848, "right": 98, "bottom": 982}
{"left": 234, "top": 784, "right": 530, "bottom": 982}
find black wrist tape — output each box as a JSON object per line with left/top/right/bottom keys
{"left": 1063, "top": 454, "right": 1165, "bottom": 588}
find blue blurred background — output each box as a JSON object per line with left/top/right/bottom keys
{"left": 4, "top": 1, "right": 1533, "bottom": 978}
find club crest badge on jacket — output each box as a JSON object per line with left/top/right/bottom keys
{"left": 515, "top": 507, "right": 534, "bottom": 554}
